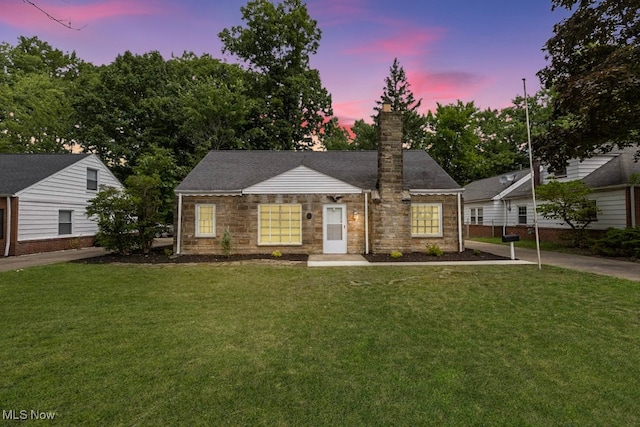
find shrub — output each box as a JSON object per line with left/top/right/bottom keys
{"left": 271, "top": 250, "right": 283, "bottom": 258}
{"left": 592, "top": 227, "right": 640, "bottom": 258}
{"left": 426, "top": 244, "right": 444, "bottom": 257}
{"left": 221, "top": 228, "right": 232, "bottom": 257}
{"left": 390, "top": 251, "right": 403, "bottom": 258}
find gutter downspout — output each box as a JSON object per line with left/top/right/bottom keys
{"left": 364, "top": 192, "right": 369, "bottom": 254}
{"left": 457, "top": 192, "right": 463, "bottom": 252}
{"left": 4, "top": 196, "right": 11, "bottom": 257}
{"left": 176, "top": 193, "right": 183, "bottom": 255}
{"left": 631, "top": 185, "right": 636, "bottom": 228}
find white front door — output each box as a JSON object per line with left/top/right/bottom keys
{"left": 323, "top": 204, "right": 347, "bottom": 254}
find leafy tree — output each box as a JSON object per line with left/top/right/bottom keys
{"left": 0, "top": 73, "right": 73, "bottom": 153}
{"left": 86, "top": 186, "right": 138, "bottom": 255}
{"left": 131, "top": 146, "right": 184, "bottom": 223}
{"left": 70, "top": 51, "right": 252, "bottom": 181}
{"left": 219, "top": 0, "right": 333, "bottom": 150}
{"left": 473, "top": 107, "right": 528, "bottom": 177}
{"left": 350, "top": 120, "right": 378, "bottom": 150}
{"left": 320, "top": 118, "right": 351, "bottom": 150}
{"left": 537, "top": 179, "right": 599, "bottom": 246}
{"left": 424, "top": 101, "right": 484, "bottom": 185}
{"left": 86, "top": 176, "right": 164, "bottom": 255}
{"left": 0, "top": 37, "right": 80, "bottom": 153}
{"left": 538, "top": 0, "right": 640, "bottom": 170}
{"left": 125, "top": 174, "right": 162, "bottom": 254}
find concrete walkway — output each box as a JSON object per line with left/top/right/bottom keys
{"left": 465, "top": 240, "right": 640, "bottom": 282}
{"left": 0, "top": 246, "right": 107, "bottom": 272}
{"left": 0, "top": 238, "right": 172, "bottom": 273}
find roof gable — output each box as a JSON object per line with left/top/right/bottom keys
{"left": 244, "top": 165, "right": 362, "bottom": 194}
{"left": 463, "top": 169, "right": 531, "bottom": 202}
{"left": 0, "top": 154, "right": 92, "bottom": 195}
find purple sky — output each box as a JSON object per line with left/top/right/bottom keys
{"left": 0, "top": 0, "right": 566, "bottom": 129}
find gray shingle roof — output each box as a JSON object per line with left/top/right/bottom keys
{"left": 583, "top": 148, "right": 640, "bottom": 188}
{"left": 0, "top": 154, "right": 91, "bottom": 195}
{"left": 463, "top": 169, "right": 530, "bottom": 202}
{"left": 176, "top": 150, "right": 460, "bottom": 192}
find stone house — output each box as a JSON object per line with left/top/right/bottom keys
{"left": 1, "top": 153, "right": 123, "bottom": 256}
{"left": 174, "top": 108, "right": 463, "bottom": 255}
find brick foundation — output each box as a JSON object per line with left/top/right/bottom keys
{"left": 11, "top": 236, "right": 96, "bottom": 256}
{"left": 466, "top": 224, "right": 607, "bottom": 243}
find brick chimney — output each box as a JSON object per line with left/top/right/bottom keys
{"left": 377, "top": 104, "right": 404, "bottom": 198}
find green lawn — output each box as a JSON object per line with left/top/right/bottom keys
{"left": 1, "top": 263, "right": 639, "bottom": 426}
{"left": 470, "top": 236, "right": 591, "bottom": 254}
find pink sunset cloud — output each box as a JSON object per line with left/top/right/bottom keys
{"left": 332, "top": 99, "right": 377, "bottom": 130}
{"left": 346, "top": 27, "right": 444, "bottom": 57}
{"left": 406, "top": 69, "right": 488, "bottom": 110}
{"left": 0, "top": 0, "right": 168, "bottom": 30}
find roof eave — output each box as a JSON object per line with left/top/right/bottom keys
{"left": 410, "top": 188, "right": 464, "bottom": 195}
{"left": 175, "top": 190, "right": 243, "bottom": 196}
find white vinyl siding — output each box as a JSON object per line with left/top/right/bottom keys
{"left": 245, "top": 166, "right": 362, "bottom": 194}
{"left": 15, "top": 155, "right": 122, "bottom": 241}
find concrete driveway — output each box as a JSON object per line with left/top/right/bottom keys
{"left": 465, "top": 240, "right": 640, "bottom": 282}
{"left": 0, "top": 238, "right": 173, "bottom": 273}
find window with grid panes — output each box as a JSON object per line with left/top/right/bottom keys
{"left": 196, "top": 205, "right": 215, "bottom": 237}
{"left": 411, "top": 204, "right": 442, "bottom": 237}
{"left": 259, "top": 204, "right": 302, "bottom": 245}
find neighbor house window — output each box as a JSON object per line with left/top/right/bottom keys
{"left": 259, "top": 204, "right": 301, "bottom": 245}
{"left": 0, "top": 209, "right": 4, "bottom": 239}
{"left": 411, "top": 204, "right": 442, "bottom": 237}
{"left": 518, "top": 206, "right": 527, "bottom": 224}
{"left": 59, "top": 210, "right": 73, "bottom": 235}
{"left": 87, "top": 168, "right": 98, "bottom": 191}
{"left": 195, "top": 204, "right": 216, "bottom": 237}
{"left": 470, "top": 208, "right": 483, "bottom": 225}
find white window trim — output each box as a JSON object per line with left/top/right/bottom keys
{"left": 518, "top": 206, "right": 528, "bottom": 224}
{"left": 411, "top": 203, "right": 443, "bottom": 237}
{"left": 195, "top": 204, "right": 216, "bottom": 237}
{"left": 258, "top": 203, "right": 303, "bottom": 246}
{"left": 59, "top": 210, "right": 73, "bottom": 236}
{"left": 87, "top": 168, "right": 99, "bottom": 191}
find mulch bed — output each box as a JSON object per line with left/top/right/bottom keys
{"left": 74, "top": 246, "right": 509, "bottom": 264}
{"left": 363, "top": 249, "right": 509, "bottom": 263}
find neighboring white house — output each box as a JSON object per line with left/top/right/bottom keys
{"left": 463, "top": 147, "right": 640, "bottom": 240}
{"left": 1, "top": 154, "right": 123, "bottom": 256}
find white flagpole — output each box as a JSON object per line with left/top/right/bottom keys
{"left": 523, "top": 78, "right": 542, "bottom": 269}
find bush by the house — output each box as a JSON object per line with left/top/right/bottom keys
{"left": 426, "top": 244, "right": 444, "bottom": 257}
{"left": 592, "top": 227, "right": 640, "bottom": 258}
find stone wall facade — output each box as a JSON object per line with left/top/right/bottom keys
{"left": 177, "top": 192, "right": 461, "bottom": 255}
{"left": 177, "top": 193, "right": 368, "bottom": 255}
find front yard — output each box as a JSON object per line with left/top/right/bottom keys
{"left": 1, "top": 263, "right": 638, "bottom": 425}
